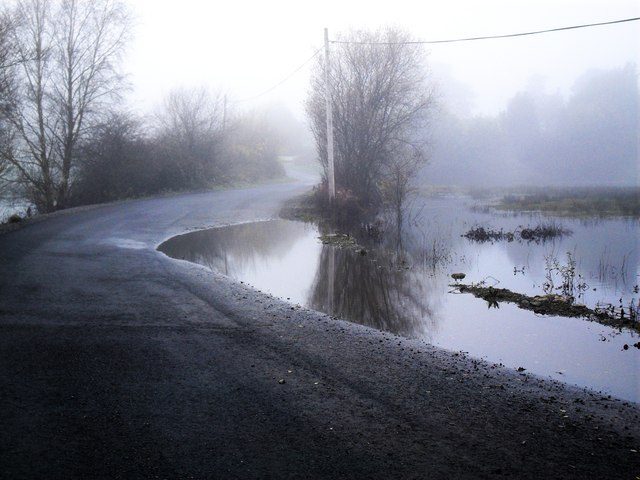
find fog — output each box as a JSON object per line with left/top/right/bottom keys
{"left": 123, "top": 0, "right": 639, "bottom": 187}
{"left": 125, "top": 0, "right": 639, "bottom": 116}
{"left": 426, "top": 63, "right": 639, "bottom": 186}
{"left": 1, "top": 0, "right": 639, "bottom": 217}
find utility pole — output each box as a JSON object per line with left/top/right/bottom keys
{"left": 324, "top": 27, "right": 336, "bottom": 201}
{"left": 222, "top": 94, "right": 227, "bottom": 131}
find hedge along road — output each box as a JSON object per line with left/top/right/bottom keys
{"left": 0, "top": 179, "right": 638, "bottom": 479}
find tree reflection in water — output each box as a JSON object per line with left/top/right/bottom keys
{"left": 159, "top": 219, "right": 445, "bottom": 339}
{"left": 309, "top": 244, "right": 442, "bottom": 339}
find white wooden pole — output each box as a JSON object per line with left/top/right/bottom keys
{"left": 222, "top": 94, "right": 227, "bottom": 131}
{"left": 324, "top": 28, "right": 336, "bottom": 201}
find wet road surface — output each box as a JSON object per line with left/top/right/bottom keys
{"left": 0, "top": 182, "right": 638, "bottom": 479}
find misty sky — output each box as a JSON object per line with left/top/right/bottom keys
{"left": 124, "top": 0, "right": 640, "bottom": 118}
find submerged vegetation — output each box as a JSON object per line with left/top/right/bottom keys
{"left": 453, "top": 283, "right": 640, "bottom": 333}
{"left": 318, "top": 233, "right": 358, "bottom": 248}
{"left": 288, "top": 192, "right": 640, "bottom": 338}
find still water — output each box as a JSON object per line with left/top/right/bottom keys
{"left": 159, "top": 196, "right": 639, "bottom": 402}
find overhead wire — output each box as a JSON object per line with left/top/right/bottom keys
{"left": 228, "top": 16, "right": 639, "bottom": 103}
{"left": 329, "top": 16, "right": 640, "bottom": 45}
{"left": 231, "top": 47, "right": 322, "bottom": 103}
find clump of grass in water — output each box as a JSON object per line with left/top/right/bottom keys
{"left": 520, "top": 221, "right": 571, "bottom": 243}
{"left": 463, "top": 227, "right": 515, "bottom": 242}
{"left": 463, "top": 222, "right": 570, "bottom": 243}
{"left": 318, "top": 233, "right": 357, "bottom": 247}
{"left": 414, "top": 225, "right": 452, "bottom": 272}
{"left": 543, "top": 251, "right": 588, "bottom": 298}
{"left": 597, "top": 247, "right": 634, "bottom": 287}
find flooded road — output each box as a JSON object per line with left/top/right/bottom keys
{"left": 159, "top": 196, "right": 639, "bottom": 402}
{"left": 5, "top": 184, "right": 639, "bottom": 478}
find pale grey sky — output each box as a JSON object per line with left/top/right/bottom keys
{"left": 123, "top": 0, "right": 640, "bottom": 117}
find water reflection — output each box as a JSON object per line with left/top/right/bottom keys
{"left": 157, "top": 201, "right": 640, "bottom": 402}
{"left": 159, "top": 220, "right": 441, "bottom": 339}
{"left": 309, "top": 245, "right": 441, "bottom": 338}
{"left": 160, "top": 220, "right": 311, "bottom": 277}
{"left": 402, "top": 196, "right": 640, "bottom": 308}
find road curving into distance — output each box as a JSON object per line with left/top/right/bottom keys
{"left": 0, "top": 180, "right": 638, "bottom": 479}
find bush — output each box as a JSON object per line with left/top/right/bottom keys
{"left": 312, "top": 183, "right": 373, "bottom": 226}
{"left": 70, "top": 107, "right": 287, "bottom": 207}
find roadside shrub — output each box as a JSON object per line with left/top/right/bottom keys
{"left": 70, "top": 113, "right": 157, "bottom": 206}
{"left": 70, "top": 107, "right": 287, "bottom": 207}
{"left": 313, "top": 183, "right": 373, "bottom": 226}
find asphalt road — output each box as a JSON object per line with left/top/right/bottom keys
{"left": 0, "top": 181, "right": 638, "bottom": 479}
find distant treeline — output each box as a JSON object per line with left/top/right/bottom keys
{"left": 426, "top": 64, "right": 638, "bottom": 187}
{"left": 496, "top": 186, "right": 640, "bottom": 217}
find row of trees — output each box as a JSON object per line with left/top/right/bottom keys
{"left": 0, "top": 7, "right": 439, "bottom": 221}
{"left": 1, "top": 7, "right": 432, "bottom": 219}
{"left": 0, "top": 0, "right": 285, "bottom": 214}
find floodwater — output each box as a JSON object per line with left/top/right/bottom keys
{"left": 158, "top": 196, "right": 640, "bottom": 402}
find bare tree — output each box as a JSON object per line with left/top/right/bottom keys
{"left": 306, "top": 28, "right": 433, "bottom": 213}
{"left": 53, "top": 0, "right": 130, "bottom": 208}
{"left": 158, "top": 87, "right": 224, "bottom": 149}
{"left": 0, "top": 0, "right": 130, "bottom": 212}
{"left": 0, "top": 11, "right": 17, "bottom": 197}
{"left": 155, "top": 87, "right": 226, "bottom": 186}
{"left": 0, "top": 0, "right": 55, "bottom": 211}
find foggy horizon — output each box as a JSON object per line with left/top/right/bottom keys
{"left": 115, "top": 1, "right": 640, "bottom": 188}
{"left": 124, "top": 0, "right": 640, "bottom": 118}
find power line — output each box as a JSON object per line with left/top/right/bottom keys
{"left": 232, "top": 47, "right": 322, "bottom": 103}
{"left": 227, "top": 16, "right": 639, "bottom": 104}
{"left": 329, "top": 16, "right": 640, "bottom": 45}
